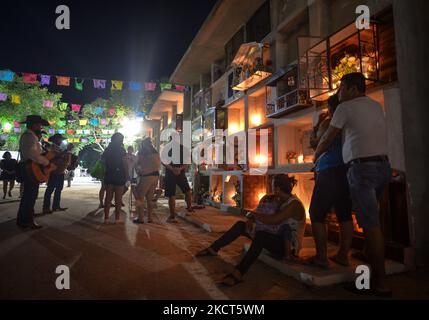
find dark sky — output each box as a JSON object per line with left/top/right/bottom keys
{"left": 0, "top": 0, "right": 217, "bottom": 104}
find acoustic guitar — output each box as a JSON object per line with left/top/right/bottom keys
{"left": 26, "top": 143, "right": 71, "bottom": 183}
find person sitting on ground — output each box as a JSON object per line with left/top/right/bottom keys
{"left": 196, "top": 174, "right": 306, "bottom": 287}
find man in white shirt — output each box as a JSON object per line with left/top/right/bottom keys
{"left": 17, "top": 115, "right": 50, "bottom": 229}
{"left": 315, "top": 73, "right": 392, "bottom": 297}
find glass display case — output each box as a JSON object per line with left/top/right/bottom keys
{"left": 299, "top": 22, "right": 380, "bottom": 101}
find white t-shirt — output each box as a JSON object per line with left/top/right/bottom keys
{"left": 330, "top": 96, "right": 388, "bottom": 164}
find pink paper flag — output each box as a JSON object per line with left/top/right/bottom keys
{"left": 22, "top": 73, "right": 38, "bottom": 84}
{"left": 175, "top": 84, "right": 185, "bottom": 91}
{"left": 71, "top": 104, "right": 81, "bottom": 112}
{"left": 144, "top": 82, "right": 156, "bottom": 91}
{"left": 108, "top": 108, "right": 115, "bottom": 116}
{"left": 43, "top": 100, "right": 54, "bottom": 108}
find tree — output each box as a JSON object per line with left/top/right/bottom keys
{"left": 0, "top": 76, "right": 63, "bottom": 150}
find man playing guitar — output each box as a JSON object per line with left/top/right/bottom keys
{"left": 42, "top": 133, "right": 70, "bottom": 214}
{"left": 16, "top": 115, "right": 51, "bottom": 229}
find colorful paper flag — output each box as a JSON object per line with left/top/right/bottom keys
{"left": 84, "top": 130, "right": 91, "bottom": 135}
{"left": 89, "top": 119, "right": 99, "bottom": 126}
{"left": 74, "top": 78, "right": 84, "bottom": 91}
{"left": 111, "top": 80, "right": 123, "bottom": 91}
{"left": 43, "top": 100, "right": 54, "bottom": 108}
{"left": 22, "top": 73, "right": 38, "bottom": 84}
{"left": 14, "top": 128, "right": 21, "bottom": 133}
{"left": 67, "top": 129, "right": 75, "bottom": 135}
{"left": 0, "top": 70, "right": 14, "bottom": 81}
{"left": 11, "top": 95, "right": 21, "bottom": 104}
{"left": 67, "top": 138, "right": 73, "bottom": 143}
{"left": 57, "top": 120, "right": 66, "bottom": 127}
{"left": 40, "top": 75, "right": 51, "bottom": 86}
{"left": 59, "top": 102, "right": 68, "bottom": 111}
{"left": 160, "top": 83, "right": 172, "bottom": 91}
{"left": 144, "top": 82, "right": 156, "bottom": 91}
{"left": 76, "top": 130, "right": 83, "bottom": 134}
{"left": 56, "top": 76, "right": 71, "bottom": 86}
{"left": 71, "top": 104, "right": 81, "bottom": 112}
{"left": 93, "top": 79, "right": 106, "bottom": 89}
{"left": 48, "top": 128, "right": 55, "bottom": 134}
{"left": 79, "top": 119, "right": 88, "bottom": 126}
{"left": 94, "top": 107, "right": 104, "bottom": 114}
{"left": 58, "top": 129, "right": 66, "bottom": 134}
{"left": 129, "top": 81, "right": 141, "bottom": 91}
{"left": 101, "top": 119, "right": 108, "bottom": 125}
{"left": 0, "top": 93, "right": 7, "bottom": 101}
{"left": 73, "top": 138, "right": 80, "bottom": 143}
{"left": 108, "top": 108, "right": 115, "bottom": 116}
{"left": 13, "top": 121, "right": 20, "bottom": 128}
{"left": 175, "top": 84, "right": 185, "bottom": 91}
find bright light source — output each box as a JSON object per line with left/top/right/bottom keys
{"left": 258, "top": 192, "right": 266, "bottom": 201}
{"left": 3, "top": 122, "right": 12, "bottom": 132}
{"left": 251, "top": 114, "right": 262, "bottom": 127}
{"left": 254, "top": 154, "right": 268, "bottom": 165}
{"left": 225, "top": 175, "right": 231, "bottom": 183}
{"left": 119, "top": 117, "right": 143, "bottom": 138}
{"left": 229, "top": 123, "right": 239, "bottom": 134}
{"left": 297, "top": 154, "right": 304, "bottom": 164}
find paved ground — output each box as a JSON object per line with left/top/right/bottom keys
{"left": 0, "top": 184, "right": 428, "bottom": 300}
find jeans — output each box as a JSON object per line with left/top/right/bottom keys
{"left": 347, "top": 161, "right": 391, "bottom": 230}
{"left": 43, "top": 173, "right": 65, "bottom": 210}
{"left": 210, "top": 221, "right": 285, "bottom": 275}
{"left": 17, "top": 171, "right": 39, "bottom": 225}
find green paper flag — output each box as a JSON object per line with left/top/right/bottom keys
{"left": 75, "top": 78, "right": 84, "bottom": 91}
{"left": 160, "top": 83, "right": 172, "bottom": 91}
{"left": 59, "top": 102, "right": 68, "bottom": 111}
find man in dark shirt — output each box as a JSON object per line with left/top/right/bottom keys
{"left": 163, "top": 138, "right": 193, "bottom": 223}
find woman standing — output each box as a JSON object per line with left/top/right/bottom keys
{"left": 1, "top": 152, "right": 18, "bottom": 199}
{"left": 102, "top": 133, "right": 129, "bottom": 224}
{"left": 133, "top": 138, "right": 160, "bottom": 224}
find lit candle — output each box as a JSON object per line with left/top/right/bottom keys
{"left": 298, "top": 154, "right": 304, "bottom": 164}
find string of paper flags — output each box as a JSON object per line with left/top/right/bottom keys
{"left": 0, "top": 69, "right": 188, "bottom": 93}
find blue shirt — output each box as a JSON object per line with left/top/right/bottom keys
{"left": 315, "top": 136, "right": 344, "bottom": 172}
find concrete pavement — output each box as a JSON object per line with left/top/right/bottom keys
{"left": 0, "top": 184, "right": 428, "bottom": 299}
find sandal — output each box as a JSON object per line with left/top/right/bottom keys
{"left": 195, "top": 248, "right": 218, "bottom": 257}
{"left": 220, "top": 273, "right": 243, "bottom": 287}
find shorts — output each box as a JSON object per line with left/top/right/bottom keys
{"left": 104, "top": 174, "right": 126, "bottom": 187}
{"left": 309, "top": 165, "right": 353, "bottom": 224}
{"left": 164, "top": 168, "right": 190, "bottom": 197}
{"left": 347, "top": 161, "right": 391, "bottom": 230}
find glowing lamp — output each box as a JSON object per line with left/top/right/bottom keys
{"left": 229, "top": 123, "right": 239, "bottom": 134}
{"left": 258, "top": 192, "right": 266, "bottom": 201}
{"left": 298, "top": 154, "right": 304, "bottom": 164}
{"left": 254, "top": 154, "right": 268, "bottom": 165}
{"left": 250, "top": 114, "right": 262, "bottom": 127}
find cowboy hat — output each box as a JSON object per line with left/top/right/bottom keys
{"left": 19, "top": 115, "right": 49, "bottom": 126}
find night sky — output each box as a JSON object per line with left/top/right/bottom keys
{"left": 0, "top": 0, "right": 217, "bottom": 105}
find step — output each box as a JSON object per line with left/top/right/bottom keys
{"left": 244, "top": 237, "right": 408, "bottom": 287}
